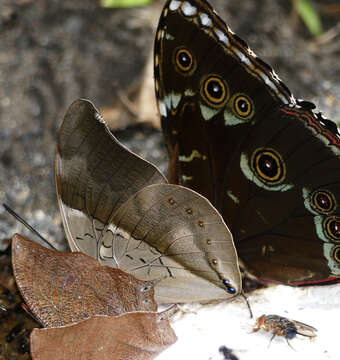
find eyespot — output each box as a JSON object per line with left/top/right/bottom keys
{"left": 310, "top": 190, "right": 336, "bottom": 215}
{"left": 332, "top": 245, "right": 340, "bottom": 263}
{"left": 222, "top": 279, "right": 236, "bottom": 294}
{"left": 200, "top": 75, "right": 229, "bottom": 108}
{"left": 168, "top": 197, "right": 176, "bottom": 205}
{"left": 251, "top": 148, "right": 286, "bottom": 185}
{"left": 198, "top": 220, "right": 204, "bottom": 228}
{"left": 186, "top": 208, "right": 193, "bottom": 215}
{"left": 211, "top": 259, "right": 218, "bottom": 266}
{"left": 230, "top": 93, "right": 255, "bottom": 120}
{"left": 173, "top": 47, "right": 196, "bottom": 75}
{"left": 323, "top": 216, "right": 340, "bottom": 242}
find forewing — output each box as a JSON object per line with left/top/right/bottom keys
{"left": 55, "top": 99, "right": 167, "bottom": 257}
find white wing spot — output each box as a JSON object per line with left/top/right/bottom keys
{"left": 200, "top": 103, "right": 220, "bottom": 121}
{"left": 260, "top": 73, "right": 276, "bottom": 91}
{"left": 182, "top": 175, "right": 193, "bottom": 181}
{"left": 164, "top": 94, "right": 171, "bottom": 111}
{"left": 199, "top": 13, "right": 212, "bottom": 27}
{"left": 165, "top": 32, "right": 175, "bottom": 40}
{"left": 184, "top": 89, "right": 195, "bottom": 96}
{"left": 214, "top": 29, "right": 229, "bottom": 46}
{"left": 171, "top": 93, "right": 182, "bottom": 109}
{"left": 181, "top": 2, "right": 197, "bottom": 16}
{"left": 158, "top": 101, "right": 167, "bottom": 117}
{"left": 169, "top": 0, "right": 181, "bottom": 11}
{"left": 234, "top": 49, "right": 251, "bottom": 66}
{"left": 224, "top": 109, "right": 244, "bottom": 126}
{"left": 227, "top": 190, "right": 240, "bottom": 204}
{"left": 179, "top": 150, "right": 207, "bottom": 162}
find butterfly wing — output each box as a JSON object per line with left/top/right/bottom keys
{"left": 100, "top": 183, "right": 241, "bottom": 303}
{"left": 154, "top": 0, "right": 340, "bottom": 284}
{"left": 55, "top": 99, "right": 167, "bottom": 258}
{"left": 227, "top": 106, "right": 340, "bottom": 284}
{"left": 154, "top": 0, "right": 294, "bottom": 203}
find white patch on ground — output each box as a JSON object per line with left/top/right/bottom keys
{"left": 158, "top": 284, "right": 340, "bottom": 360}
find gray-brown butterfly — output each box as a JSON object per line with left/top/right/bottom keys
{"left": 55, "top": 99, "right": 241, "bottom": 303}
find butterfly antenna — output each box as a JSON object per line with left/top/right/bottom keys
{"left": 3, "top": 203, "right": 58, "bottom": 251}
{"left": 241, "top": 291, "right": 253, "bottom": 318}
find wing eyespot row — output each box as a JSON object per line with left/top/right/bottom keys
{"left": 162, "top": 0, "right": 294, "bottom": 105}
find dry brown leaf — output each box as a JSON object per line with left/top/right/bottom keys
{"left": 11, "top": 234, "right": 157, "bottom": 327}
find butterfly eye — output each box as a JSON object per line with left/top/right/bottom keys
{"left": 310, "top": 190, "right": 336, "bottom": 215}
{"left": 332, "top": 246, "right": 340, "bottom": 263}
{"left": 251, "top": 148, "right": 286, "bottom": 185}
{"left": 323, "top": 216, "right": 340, "bottom": 242}
{"left": 174, "top": 47, "right": 196, "bottom": 74}
{"left": 141, "top": 285, "right": 151, "bottom": 292}
{"left": 201, "top": 75, "right": 229, "bottom": 108}
{"left": 230, "top": 93, "right": 255, "bottom": 120}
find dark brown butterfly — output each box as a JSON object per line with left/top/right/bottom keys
{"left": 55, "top": 99, "right": 241, "bottom": 303}
{"left": 154, "top": 0, "right": 340, "bottom": 286}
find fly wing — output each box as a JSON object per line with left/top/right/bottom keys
{"left": 293, "top": 320, "right": 318, "bottom": 338}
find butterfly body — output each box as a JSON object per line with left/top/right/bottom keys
{"left": 154, "top": 0, "right": 340, "bottom": 285}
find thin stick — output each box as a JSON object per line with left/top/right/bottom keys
{"left": 3, "top": 203, "right": 58, "bottom": 251}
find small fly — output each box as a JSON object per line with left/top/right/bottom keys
{"left": 253, "top": 314, "right": 317, "bottom": 349}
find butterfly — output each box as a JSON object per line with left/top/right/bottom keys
{"left": 55, "top": 99, "right": 241, "bottom": 303}
{"left": 154, "top": 0, "right": 340, "bottom": 286}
